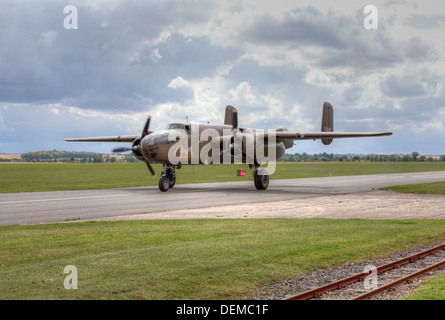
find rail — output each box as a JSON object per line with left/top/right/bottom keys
{"left": 284, "top": 243, "right": 445, "bottom": 300}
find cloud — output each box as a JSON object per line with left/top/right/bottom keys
{"left": 0, "top": 0, "right": 444, "bottom": 155}
{"left": 404, "top": 14, "right": 445, "bottom": 29}
{"left": 232, "top": 6, "right": 437, "bottom": 71}
{"left": 0, "top": 111, "right": 6, "bottom": 132}
{"left": 381, "top": 75, "right": 427, "bottom": 98}
{"left": 0, "top": 0, "right": 226, "bottom": 110}
{"left": 240, "top": 8, "right": 348, "bottom": 50}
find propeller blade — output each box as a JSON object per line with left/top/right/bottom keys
{"left": 145, "top": 162, "right": 156, "bottom": 177}
{"left": 111, "top": 147, "right": 132, "bottom": 153}
{"left": 142, "top": 115, "right": 152, "bottom": 138}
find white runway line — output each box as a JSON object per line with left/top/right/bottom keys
{"left": 0, "top": 194, "right": 128, "bottom": 205}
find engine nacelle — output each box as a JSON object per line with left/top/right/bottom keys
{"left": 131, "top": 137, "right": 145, "bottom": 161}
{"left": 255, "top": 142, "right": 286, "bottom": 162}
{"left": 275, "top": 126, "right": 293, "bottom": 149}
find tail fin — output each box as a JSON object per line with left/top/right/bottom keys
{"left": 321, "top": 102, "right": 333, "bottom": 145}
{"left": 224, "top": 105, "right": 238, "bottom": 128}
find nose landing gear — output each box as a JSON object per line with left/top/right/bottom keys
{"left": 158, "top": 164, "right": 177, "bottom": 192}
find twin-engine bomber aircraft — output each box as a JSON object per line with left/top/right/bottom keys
{"left": 66, "top": 102, "right": 392, "bottom": 191}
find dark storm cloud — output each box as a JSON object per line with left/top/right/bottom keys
{"left": 381, "top": 75, "right": 427, "bottom": 98}
{"left": 241, "top": 7, "right": 347, "bottom": 50}
{"left": 380, "top": 67, "right": 442, "bottom": 99}
{"left": 239, "top": 6, "right": 436, "bottom": 70}
{"left": 0, "top": 0, "right": 226, "bottom": 110}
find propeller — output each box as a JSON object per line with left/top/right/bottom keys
{"left": 111, "top": 115, "right": 156, "bottom": 177}
{"left": 145, "top": 162, "right": 156, "bottom": 177}
{"left": 141, "top": 115, "right": 151, "bottom": 138}
{"left": 111, "top": 147, "right": 132, "bottom": 153}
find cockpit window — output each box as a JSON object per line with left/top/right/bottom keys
{"left": 167, "top": 123, "right": 189, "bottom": 133}
{"left": 167, "top": 123, "right": 184, "bottom": 130}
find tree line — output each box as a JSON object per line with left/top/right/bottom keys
{"left": 278, "top": 152, "right": 445, "bottom": 162}
{"left": 16, "top": 150, "right": 137, "bottom": 163}
{"left": 1, "top": 150, "right": 444, "bottom": 163}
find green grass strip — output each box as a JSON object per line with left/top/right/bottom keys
{"left": 0, "top": 219, "right": 444, "bottom": 299}
{"left": 381, "top": 181, "right": 445, "bottom": 195}
{"left": 402, "top": 271, "right": 445, "bottom": 300}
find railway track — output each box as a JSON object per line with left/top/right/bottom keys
{"left": 284, "top": 243, "right": 445, "bottom": 300}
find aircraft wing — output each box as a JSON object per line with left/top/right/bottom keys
{"left": 65, "top": 135, "right": 140, "bottom": 142}
{"left": 285, "top": 131, "right": 391, "bottom": 140}
{"left": 255, "top": 131, "right": 392, "bottom": 141}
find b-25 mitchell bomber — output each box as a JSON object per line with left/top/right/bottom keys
{"left": 66, "top": 102, "right": 392, "bottom": 191}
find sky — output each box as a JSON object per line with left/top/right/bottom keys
{"left": 0, "top": 0, "right": 444, "bottom": 155}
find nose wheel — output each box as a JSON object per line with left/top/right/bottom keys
{"left": 158, "top": 164, "right": 176, "bottom": 192}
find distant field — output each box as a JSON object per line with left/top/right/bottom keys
{"left": 0, "top": 218, "right": 443, "bottom": 299}
{"left": 1, "top": 162, "right": 445, "bottom": 193}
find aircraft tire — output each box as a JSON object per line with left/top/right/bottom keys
{"left": 158, "top": 176, "right": 170, "bottom": 192}
{"left": 169, "top": 177, "right": 176, "bottom": 188}
{"left": 254, "top": 171, "right": 269, "bottom": 190}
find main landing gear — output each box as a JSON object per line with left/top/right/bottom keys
{"left": 252, "top": 165, "right": 269, "bottom": 190}
{"left": 158, "top": 164, "right": 177, "bottom": 192}
{"left": 157, "top": 163, "right": 269, "bottom": 191}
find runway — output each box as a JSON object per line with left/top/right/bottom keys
{"left": 1, "top": 171, "right": 445, "bottom": 225}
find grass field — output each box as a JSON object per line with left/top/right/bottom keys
{"left": 381, "top": 181, "right": 445, "bottom": 195}
{"left": 1, "top": 161, "right": 444, "bottom": 300}
{"left": 1, "top": 161, "right": 445, "bottom": 193}
{"left": 0, "top": 219, "right": 444, "bottom": 299}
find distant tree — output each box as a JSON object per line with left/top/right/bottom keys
{"left": 412, "top": 152, "right": 419, "bottom": 162}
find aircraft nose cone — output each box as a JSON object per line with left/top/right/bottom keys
{"left": 141, "top": 134, "right": 157, "bottom": 161}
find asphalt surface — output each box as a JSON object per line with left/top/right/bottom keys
{"left": 1, "top": 171, "right": 445, "bottom": 226}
